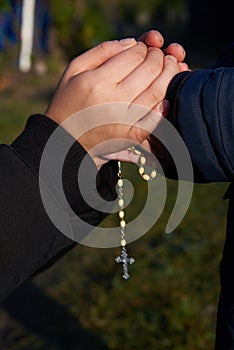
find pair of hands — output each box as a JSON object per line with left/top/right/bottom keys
{"left": 45, "top": 30, "right": 188, "bottom": 168}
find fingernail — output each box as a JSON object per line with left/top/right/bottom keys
{"left": 155, "top": 100, "right": 170, "bottom": 116}
{"left": 119, "top": 38, "right": 136, "bottom": 47}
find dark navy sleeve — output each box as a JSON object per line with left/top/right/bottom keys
{"left": 166, "top": 67, "right": 234, "bottom": 182}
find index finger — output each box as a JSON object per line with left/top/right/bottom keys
{"left": 93, "top": 42, "right": 148, "bottom": 83}
{"left": 65, "top": 38, "right": 137, "bottom": 77}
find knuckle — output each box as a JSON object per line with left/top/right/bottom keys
{"left": 147, "top": 88, "right": 162, "bottom": 106}
{"left": 97, "top": 40, "right": 113, "bottom": 51}
{"left": 133, "top": 42, "right": 147, "bottom": 64}
{"left": 145, "top": 52, "right": 163, "bottom": 75}
{"left": 64, "top": 57, "right": 79, "bottom": 79}
{"left": 165, "top": 54, "right": 177, "bottom": 64}
{"left": 129, "top": 125, "right": 146, "bottom": 142}
{"left": 146, "top": 64, "right": 159, "bottom": 77}
{"left": 164, "top": 55, "right": 179, "bottom": 73}
{"left": 75, "top": 71, "right": 95, "bottom": 92}
{"left": 148, "top": 47, "right": 164, "bottom": 58}
{"left": 75, "top": 71, "right": 87, "bottom": 86}
{"left": 145, "top": 48, "right": 164, "bottom": 75}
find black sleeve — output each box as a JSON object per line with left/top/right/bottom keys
{"left": 0, "top": 114, "right": 117, "bottom": 302}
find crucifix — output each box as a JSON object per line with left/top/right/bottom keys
{"left": 115, "top": 248, "right": 135, "bottom": 280}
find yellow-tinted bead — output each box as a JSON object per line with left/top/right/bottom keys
{"left": 120, "top": 220, "right": 126, "bottom": 228}
{"left": 142, "top": 174, "right": 150, "bottom": 181}
{"left": 121, "top": 239, "right": 126, "bottom": 247}
{"left": 119, "top": 210, "right": 125, "bottom": 219}
{"left": 133, "top": 149, "right": 141, "bottom": 155}
{"left": 118, "top": 199, "right": 124, "bottom": 207}
{"left": 117, "top": 179, "right": 123, "bottom": 187}
{"left": 138, "top": 166, "right": 144, "bottom": 175}
{"left": 140, "top": 156, "right": 146, "bottom": 165}
{"left": 150, "top": 170, "right": 157, "bottom": 178}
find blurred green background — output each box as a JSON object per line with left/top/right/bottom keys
{"left": 0, "top": 0, "right": 232, "bottom": 349}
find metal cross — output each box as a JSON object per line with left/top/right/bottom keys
{"left": 115, "top": 248, "right": 135, "bottom": 280}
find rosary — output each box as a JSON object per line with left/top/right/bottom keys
{"left": 115, "top": 146, "right": 157, "bottom": 280}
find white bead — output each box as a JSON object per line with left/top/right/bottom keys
{"left": 119, "top": 210, "right": 125, "bottom": 218}
{"left": 117, "top": 179, "right": 123, "bottom": 187}
{"left": 118, "top": 199, "right": 124, "bottom": 207}
{"left": 150, "top": 170, "right": 157, "bottom": 178}
{"left": 138, "top": 167, "right": 144, "bottom": 175}
{"left": 142, "top": 174, "right": 150, "bottom": 181}
{"left": 120, "top": 220, "right": 126, "bottom": 228}
{"left": 121, "top": 239, "right": 126, "bottom": 247}
{"left": 140, "top": 156, "right": 146, "bottom": 165}
{"left": 133, "top": 149, "right": 141, "bottom": 155}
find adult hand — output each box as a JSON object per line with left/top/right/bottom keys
{"left": 45, "top": 36, "right": 187, "bottom": 168}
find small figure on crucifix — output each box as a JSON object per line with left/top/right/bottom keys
{"left": 115, "top": 248, "right": 135, "bottom": 280}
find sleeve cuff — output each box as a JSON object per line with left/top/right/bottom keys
{"left": 166, "top": 71, "right": 192, "bottom": 127}
{"left": 11, "top": 114, "right": 87, "bottom": 173}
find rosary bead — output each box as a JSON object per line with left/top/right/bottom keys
{"left": 142, "top": 174, "right": 150, "bottom": 181}
{"left": 118, "top": 199, "right": 124, "bottom": 208}
{"left": 120, "top": 220, "right": 126, "bottom": 228}
{"left": 140, "top": 156, "right": 146, "bottom": 165}
{"left": 133, "top": 149, "right": 141, "bottom": 155}
{"left": 121, "top": 239, "right": 126, "bottom": 247}
{"left": 117, "top": 179, "right": 123, "bottom": 187}
{"left": 150, "top": 170, "right": 157, "bottom": 178}
{"left": 119, "top": 210, "right": 125, "bottom": 218}
{"left": 138, "top": 166, "right": 144, "bottom": 175}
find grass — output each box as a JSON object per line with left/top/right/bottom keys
{"left": 0, "top": 51, "right": 229, "bottom": 350}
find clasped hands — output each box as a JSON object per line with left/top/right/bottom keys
{"left": 45, "top": 30, "right": 189, "bottom": 169}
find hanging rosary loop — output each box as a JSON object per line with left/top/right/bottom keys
{"left": 115, "top": 146, "right": 157, "bottom": 280}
